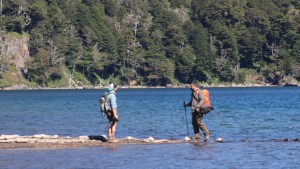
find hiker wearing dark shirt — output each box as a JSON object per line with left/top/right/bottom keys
{"left": 184, "top": 81, "right": 210, "bottom": 141}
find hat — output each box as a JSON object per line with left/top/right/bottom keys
{"left": 108, "top": 83, "right": 114, "bottom": 91}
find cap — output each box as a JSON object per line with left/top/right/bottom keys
{"left": 108, "top": 83, "right": 114, "bottom": 91}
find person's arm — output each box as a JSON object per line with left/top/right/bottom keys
{"left": 185, "top": 94, "right": 192, "bottom": 107}
{"left": 112, "top": 109, "right": 118, "bottom": 120}
{"left": 186, "top": 101, "right": 192, "bottom": 107}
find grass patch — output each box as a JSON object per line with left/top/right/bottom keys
{"left": 72, "top": 71, "right": 90, "bottom": 86}
{"left": 47, "top": 75, "right": 69, "bottom": 88}
{"left": 0, "top": 65, "right": 28, "bottom": 87}
{"left": 243, "top": 69, "right": 262, "bottom": 84}
{"left": 5, "top": 32, "right": 29, "bottom": 40}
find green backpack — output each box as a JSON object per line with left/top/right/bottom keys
{"left": 99, "top": 92, "right": 113, "bottom": 113}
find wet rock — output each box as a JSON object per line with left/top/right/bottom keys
{"left": 142, "top": 137, "right": 170, "bottom": 143}
{"left": 88, "top": 135, "right": 107, "bottom": 142}
{"left": 125, "top": 136, "right": 138, "bottom": 141}
{"left": 144, "top": 137, "right": 155, "bottom": 142}
{"left": 33, "top": 134, "right": 58, "bottom": 139}
{"left": 184, "top": 136, "right": 191, "bottom": 141}
{"left": 216, "top": 137, "right": 223, "bottom": 143}
{"left": 52, "top": 135, "right": 59, "bottom": 139}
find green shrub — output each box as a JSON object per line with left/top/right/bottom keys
{"left": 234, "top": 71, "right": 246, "bottom": 84}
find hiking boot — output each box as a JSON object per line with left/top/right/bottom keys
{"left": 204, "top": 135, "right": 209, "bottom": 142}
{"left": 109, "top": 138, "right": 119, "bottom": 143}
{"left": 191, "top": 133, "right": 200, "bottom": 141}
{"left": 107, "top": 136, "right": 118, "bottom": 143}
{"left": 204, "top": 131, "right": 210, "bottom": 142}
{"left": 107, "top": 136, "right": 113, "bottom": 142}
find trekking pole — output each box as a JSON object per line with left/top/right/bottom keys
{"left": 183, "top": 101, "right": 189, "bottom": 137}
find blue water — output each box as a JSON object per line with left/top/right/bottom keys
{"left": 0, "top": 87, "right": 299, "bottom": 168}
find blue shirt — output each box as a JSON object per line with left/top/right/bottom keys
{"left": 107, "top": 91, "right": 117, "bottom": 109}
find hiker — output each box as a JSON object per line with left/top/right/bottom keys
{"left": 184, "top": 80, "right": 210, "bottom": 141}
{"left": 104, "top": 83, "right": 119, "bottom": 142}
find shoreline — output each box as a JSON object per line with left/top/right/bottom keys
{"left": 1, "top": 83, "right": 298, "bottom": 91}
{"left": 0, "top": 134, "right": 298, "bottom": 149}
{"left": 0, "top": 134, "right": 185, "bottom": 149}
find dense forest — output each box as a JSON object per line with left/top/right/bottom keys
{"left": 0, "top": 0, "right": 300, "bottom": 87}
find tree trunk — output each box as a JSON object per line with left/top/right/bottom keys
{"left": 0, "top": 0, "right": 2, "bottom": 18}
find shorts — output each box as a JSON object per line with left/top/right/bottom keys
{"left": 105, "top": 110, "right": 114, "bottom": 123}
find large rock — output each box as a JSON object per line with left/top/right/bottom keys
{"left": 1, "top": 33, "right": 30, "bottom": 69}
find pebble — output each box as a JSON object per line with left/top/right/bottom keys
{"left": 125, "top": 136, "right": 136, "bottom": 140}
{"left": 33, "top": 134, "right": 57, "bottom": 139}
{"left": 184, "top": 136, "right": 191, "bottom": 141}
{"left": 144, "top": 137, "right": 155, "bottom": 142}
{"left": 216, "top": 137, "right": 223, "bottom": 143}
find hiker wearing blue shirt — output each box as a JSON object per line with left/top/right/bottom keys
{"left": 106, "top": 83, "right": 119, "bottom": 142}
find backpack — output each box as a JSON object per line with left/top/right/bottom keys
{"left": 99, "top": 92, "right": 113, "bottom": 113}
{"left": 194, "top": 88, "right": 214, "bottom": 115}
{"left": 201, "top": 88, "right": 211, "bottom": 107}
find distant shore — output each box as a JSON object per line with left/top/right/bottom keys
{"left": 0, "top": 82, "right": 298, "bottom": 91}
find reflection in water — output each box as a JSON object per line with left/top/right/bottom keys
{"left": 106, "top": 144, "right": 120, "bottom": 151}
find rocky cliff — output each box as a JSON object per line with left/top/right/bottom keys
{"left": 1, "top": 33, "right": 30, "bottom": 69}
{"left": 0, "top": 32, "right": 30, "bottom": 88}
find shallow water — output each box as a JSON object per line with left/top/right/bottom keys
{"left": 0, "top": 142, "right": 299, "bottom": 169}
{"left": 0, "top": 87, "right": 299, "bottom": 168}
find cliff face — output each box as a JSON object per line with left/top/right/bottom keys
{"left": 0, "top": 33, "right": 30, "bottom": 88}
{"left": 2, "top": 34, "right": 30, "bottom": 69}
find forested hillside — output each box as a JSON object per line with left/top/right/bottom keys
{"left": 0, "top": 0, "right": 300, "bottom": 88}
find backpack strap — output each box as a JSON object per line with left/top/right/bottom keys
{"left": 192, "top": 90, "right": 202, "bottom": 103}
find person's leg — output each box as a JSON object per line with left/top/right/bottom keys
{"left": 111, "top": 121, "right": 117, "bottom": 139}
{"left": 192, "top": 113, "right": 200, "bottom": 140}
{"left": 197, "top": 116, "right": 210, "bottom": 141}
{"left": 108, "top": 126, "right": 112, "bottom": 138}
{"left": 106, "top": 111, "right": 114, "bottom": 141}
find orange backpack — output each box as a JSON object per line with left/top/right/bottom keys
{"left": 201, "top": 89, "right": 211, "bottom": 106}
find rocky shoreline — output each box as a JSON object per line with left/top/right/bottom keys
{"left": 1, "top": 82, "right": 298, "bottom": 90}
{"left": 0, "top": 134, "right": 185, "bottom": 149}
{"left": 0, "top": 134, "right": 298, "bottom": 149}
